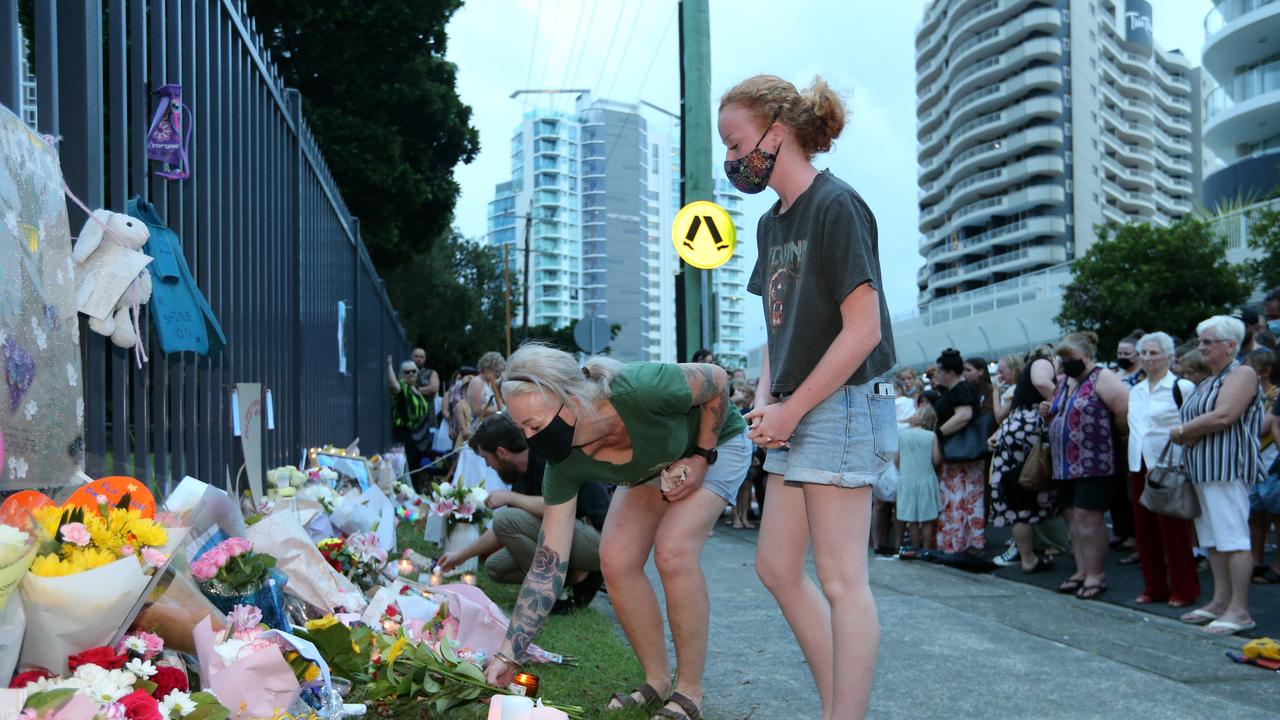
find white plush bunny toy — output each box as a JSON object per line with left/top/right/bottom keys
{"left": 71, "top": 209, "right": 153, "bottom": 349}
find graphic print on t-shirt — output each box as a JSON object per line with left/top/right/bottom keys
{"left": 766, "top": 239, "right": 806, "bottom": 329}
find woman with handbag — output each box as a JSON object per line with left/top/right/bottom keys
{"left": 1127, "top": 332, "right": 1200, "bottom": 608}
{"left": 934, "top": 349, "right": 987, "bottom": 555}
{"left": 1172, "top": 316, "right": 1266, "bottom": 635}
{"left": 988, "top": 346, "right": 1058, "bottom": 573}
{"left": 1041, "top": 332, "right": 1128, "bottom": 600}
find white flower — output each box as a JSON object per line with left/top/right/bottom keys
{"left": 126, "top": 658, "right": 157, "bottom": 678}
{"left": 213, "top": 638, "right": 248, "bottom": 666}
{"left": 466, "top": 486, "right": 488, "bottom": 505}
{"left": 438, "top": 481, "right": 454, "bottom": 495}
{"left": 72, "top": 665, "right": 137, "bottom": 703}
{"left": 160, "top": 690, "right": 197, "bottom": 718}
{"left": 121, "top": 636, "right": 149, "bottom": 655}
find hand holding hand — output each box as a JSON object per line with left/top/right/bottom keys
{"left": 744, "top": 402, "right": 799, "bottom": 449}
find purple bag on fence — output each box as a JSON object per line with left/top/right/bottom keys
{"left": 146, "top": 84, "right": 191, "bottom": 180}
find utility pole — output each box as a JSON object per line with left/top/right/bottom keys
{"left": 678, "top": 0, "right": 713, "bottom": 361}
{"left": 521, "top": 198, "right": 533, "bottom": 340}
{"left": 503, "top": 242, "right": 512, "bottom": 357}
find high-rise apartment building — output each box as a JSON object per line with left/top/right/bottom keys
{"left": 486, "top": 96, "right": 749, "bottom": 366}
{"left": 1200, "top": 0, "right": 1280, "bottom": 212}
{"left": 895, "top": 0, "right": 1199, "bottom": 365}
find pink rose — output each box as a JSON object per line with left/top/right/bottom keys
{"left": 137, "top": 631, "right": 164, "bottom": 659}
{"left": 60, "top": 522, "right": 91, "bottom": 547}
{"left": 222, "top": 537, "right": 253, "bottom": 558}
{"left": 189, "top": 556, "right": 219, "bottom": 581}
{"left": 119, "top": 544, "right": 135, "bottom": 557}
{"left": 141, "top": 548, "right": 167, "bottom": 569}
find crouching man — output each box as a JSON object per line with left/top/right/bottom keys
{"left": 438, "top": 414, "right": 609, "bottom": 611}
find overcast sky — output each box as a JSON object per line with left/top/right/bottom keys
{"left": 447, "top": 0, "right": 1212, "bottom": 351}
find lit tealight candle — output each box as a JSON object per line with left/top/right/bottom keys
{"left": 397, "top": 558, "right": 415, "bottom": 576}
{"left": 429, "top": 570, "right": 444, "bottom": 586}
{"left": 460, "top": 571, "right": 477, "bottom": 586}
{"left": 509, "top": 672, "right": 539, "bottom": 698}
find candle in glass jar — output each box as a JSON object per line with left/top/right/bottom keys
{"left": 460, "top": 571, "right": 477, "bottom": 585}
{"left": 429, "top": 570, "right": 444, "bottom": 586}
{"left": 397, "top": 558, "right": 414, "bottom": 576}
{"left": 509, "top": 672, "right": 539, "bottom": 698}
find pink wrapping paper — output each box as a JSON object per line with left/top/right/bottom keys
{"left": 193, "top": 616, "right": 300, "bottom": 719}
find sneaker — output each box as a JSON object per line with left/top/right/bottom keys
{"left": 993, "top": 543, "right": 1020, "bottom": 567}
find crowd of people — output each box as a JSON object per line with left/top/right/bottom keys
{"left": 876, "top": 300, "right": 1280, "bottom": 638}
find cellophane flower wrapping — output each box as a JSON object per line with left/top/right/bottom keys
{"left": 246, "top": 510, "right": 366, "bottom": 614}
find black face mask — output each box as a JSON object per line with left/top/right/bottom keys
{"left": 526, "top": 403, "right": 576, "bottom": 463}
{"left": 1062, "top": 358, "right": 1088, "bottom": 379}
{"left": 1116, "top": 357, "right": 1135, "bottom": 371}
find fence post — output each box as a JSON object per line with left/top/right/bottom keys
{"left": 286, "top": 88, "right": 304, "bottom": 461}
{"left": 0, "top": 0, "right": 19, "bottom": 111}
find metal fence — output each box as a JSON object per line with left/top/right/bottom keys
{"left": 0, "top": 0, "right": 410, "bottom": 486}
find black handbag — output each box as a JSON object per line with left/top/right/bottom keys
{"left": 943, "top": 419, "right": 987, "bottom": 462}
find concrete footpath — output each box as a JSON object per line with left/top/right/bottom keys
{"left": 598, "top": 526, "right": 1279, "bottom": 720}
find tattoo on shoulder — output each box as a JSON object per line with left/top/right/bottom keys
{"left": 682, "top": 364, "right": 721, "bottom": 405}
{"left": 506, "top": 532, "right": 568, "bottom": 662}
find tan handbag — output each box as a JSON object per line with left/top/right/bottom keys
{"left": 1018, "top": 434, "right": 1054, "bottom": 493}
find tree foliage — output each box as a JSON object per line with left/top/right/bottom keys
{"left": 247, "top": 0, "right": 480, "bottom": 268}
{"left": 1241, "top": 202, "right": 1280, "bottom": 293}
{"left": 1057, "top": 219, "right": 1250, "bottom": 355}
{"left": 386, "top": 232, "right": 509, "bottom": 376}
{"left": 524, "top": 320, "right": 623, "bottom": 356}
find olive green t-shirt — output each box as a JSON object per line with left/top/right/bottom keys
{"left": 542, "top": 362, "right": 747, "bottom": 505}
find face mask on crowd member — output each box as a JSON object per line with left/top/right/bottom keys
{"left": 1061, "top": 357, "right": 1088, "bottom": 379}
{"left": 723, "top": 107, "right": 784, "bottom": 194}
{"left": 526, "top": 403, "right": 577, "bottom": 463}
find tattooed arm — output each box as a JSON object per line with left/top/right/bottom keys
{"left": 659, "top": 363, "right": 731, "bottom": 503}
{"left": 485, "top": 497, "right": 578, "bottom": 685}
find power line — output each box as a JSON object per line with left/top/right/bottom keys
{"left": 521, "top": 0, "right": 545, "bottom": 116}
{"left": 591, "top": 0, "right": 632, "bottom": 101}
{"left": 531, "top": 0, "right": 565, "bottom": 104}
{"left": 601, "top": 0, "right": 647, "bottom": 103}
{"left": 599, "top": 5, "right": 678, "bottom": 169}
{"left": 557, "top": 0, "right": 598, "bottom": 113}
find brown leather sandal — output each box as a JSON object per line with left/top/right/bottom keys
{"left": 606, "top": 682, "right": 664, "bottom": 712}
{"left": 650, "top": 691, "right": 702, "bottom": 720}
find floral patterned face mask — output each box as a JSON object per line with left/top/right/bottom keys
{"left": 723, "top": 108, "right": 783, "bottom": 195}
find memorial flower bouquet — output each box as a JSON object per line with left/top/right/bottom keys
{"left": 19, "top": 497, "right": 171, "bottom": 673}
{"left": 316, "top": 533, "right": 388, "bottom": 590}
{"left": 426, "top": 482, "right": 490, "bottom": 533}
{"left": 190, "top": 538, "right": 287, "bottom": 630}
{"left": 297, "top": 485, "right": 336, "bottom": 515}
{"left": 11, "top": 637, "right": 230, "bottom": 720}
{"left": 296, "top": 612, "right": 584, "bottom": 719}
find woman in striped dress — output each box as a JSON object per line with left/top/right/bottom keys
{"left": 1172, "top": 315, "right": 1266, "bottom": 636}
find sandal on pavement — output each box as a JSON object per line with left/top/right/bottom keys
{"left": 1203, "top": 619, "right": 1257, "bottom": 636}
{"left": 1076, "top": 582, "right": 1107, "bottom": 600}
{"left": 1057, "top": 577, "right": 1085, "bottom": 594}
{"left": 1179, "top": 608, "right": 1219, "bottom": 625}
{"left": 1251, "top": 567, "right": 1280, "bottom": 585}
{"left": 651, "top": 692, "right": 702, "bottom": 720}
{"left": 606, "top": 683, "right": 664, "bottom": 712}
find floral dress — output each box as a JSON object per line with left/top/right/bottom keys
{"left": 990, "top": 360, "right": 1058, "bottom": 526}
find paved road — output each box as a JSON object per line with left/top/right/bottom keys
{"left": 595, "top": 527, "right": 1279, "bottom": 720}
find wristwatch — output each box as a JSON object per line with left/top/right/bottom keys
{"left": 691, "top": 447, "right": 718, "bottom": 465}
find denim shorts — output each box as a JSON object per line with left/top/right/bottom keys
{"left": 763, "top": 380, "right": 898, "bottom": 489}
{"left": 643, "top": 432, "right": 751, "bottom": 505}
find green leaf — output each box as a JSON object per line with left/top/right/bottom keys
{"left": 455, "top": 662, "right": 486, "bottom": 683}
{"left": 23, "top": 689, "right": 77, "bottom": 711}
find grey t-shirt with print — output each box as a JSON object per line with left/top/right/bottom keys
{"left": 746, "top": 170, "right": 896, "bottom": 396}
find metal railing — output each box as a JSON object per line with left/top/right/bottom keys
{"left": 0, "top": 0, "right": 410, "bottom": 485}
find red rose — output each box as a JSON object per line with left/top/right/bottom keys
{"left": 149, "top": 666, "right": 189, "bottom": 701}
{"left": 67, "top": 646, "right": 128, "bottom": 672}
{"left": 117, "top": 689, "right": 163, "bottom": 720}
{"left": 9, "top": 669, "right": 52, "bottom": 688}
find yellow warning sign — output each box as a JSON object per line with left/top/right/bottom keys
{"left": 672, "top": 201, "right": 736, "bottom": 270}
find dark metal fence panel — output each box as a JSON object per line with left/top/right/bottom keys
{"left": 3, "top": 0, "right": 409, "bottom": 488}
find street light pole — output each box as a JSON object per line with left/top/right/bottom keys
{"left": 522, "top": 199, "right": 533, "bottom": 340}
